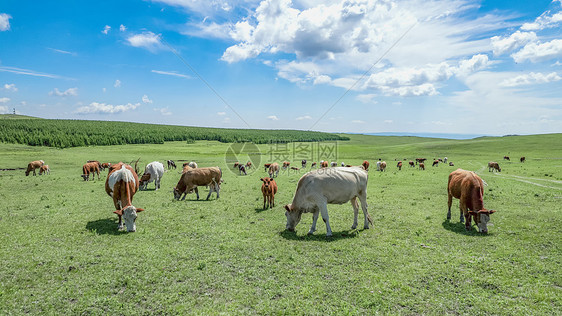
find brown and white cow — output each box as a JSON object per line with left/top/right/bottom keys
{"left": 25, "top": 160, "right": 44, "bottom": 176}
{"left": 39, "top": 164, "right": 50, "bottom": 175}
{"left": 260, "top": 177, "right": 278, "bottom": 209}
{"left": 264, "top": 163, "right": 272, "bottom": 172}
{"left": 520, "top": 156, "right": 526, "bottom": 163}
{"left": 173, "top": 167, "right": 222, "bottom": 201}
{"left": 432, "top": 160, "right": 439, "bottom": 167}
{"left": 320, "top": 161, "right": 329, "bottom": 168}
{"left": 105, "top": 162, "right": 144, "bottom": 232}
{"left": 379, "top": 161, "right": 387, "bottom": 172}
{"left": 268, "top": 162, "right": 280, "bottom": 178}
{"left": 311, "top": 162, "right": 317, "bottom": 168}
{"left": 101, "top": 162, "right": 112, "bottom": 170}
{"left": 397, "top": 161, "right": 402, "bottom": 170}
{"left": 488, "top": 161, "right": 501, "bottom": 172}
{"left": 362, "top": 160, "right": 369, "bottom": 171}
{"left": 284, "top": 167, "right": 373, "bottom": 236}
{"left": 245, "top": 161, "right": 252, "bottom": 169}
{"left": 301, "top": 160, "right": 307, "bottom": 168}
{"left": 447, "top": 169, "right": 496, "bottom": 233}
{"left": 82, "top": 162, "right": 100, "bottom": 181}
{"left": 419, "top": 163, "right": 425, "bottom": 170}
{"left": 282, "top": 161, "right": 291, "bottom": 170}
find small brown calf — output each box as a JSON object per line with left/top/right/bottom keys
{"left": 260, "top": 177, "right": 278, "bottom": 209}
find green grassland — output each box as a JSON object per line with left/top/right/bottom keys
{"left": 0, "top": 133, "right": 560, "bottom": 314}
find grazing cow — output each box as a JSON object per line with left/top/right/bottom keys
{"left": 432, "top": 160, "right": 439, "bottom": 167}
{"left": 102, "top": 162, "right": 112, "bottom": 170}
{"left": 320, "top": 161, "right": 329, "bottom": 168}
{"left": 264, "top": 163, "right": 272, "bottom": 172}
{"left": 331, "top": 162, "right": 337, "bottom": 167}
{"left": 139, "top": 161, "right": 165, "bottom": 190}
{"left": 520, "top": 157, "right": 525, "bottom": 163}
{"left": 290, "top": 166, "right": 300, "bottom": 171}
{"left": 362, "top": 160, "right": 369, "bottom": 171}
{"left": 438, "top": 158, "right": 443, "bottom": 162}
{"left": 302, "top": 160, "right": 307, "bottom": 168}
{"left": 376, "top": 161, "right": 381, "bottom": 171}
{"left": 488, "top": 161, "right": 501, "bottom": 172}
{"left": 39, "top": 165, "right": 50, "bottom": 175}
{"left": 397, "top": 161, "right": 402, "bottom": 170}
{"left": 173, "top": 167, "right": 222, "bottom": 201}
{"left": 503, "top": 156, "right": 510, "bottom": 161}
{"left": 167, "top": 160, "right": 176, "bottom": 169}
{"left": 87, "top": 160, "right": 103, "bottom": 170}
{"left": 449, "top": 162, "right": 455, "bottom": 166}
{"left": 268, "top": 163, "right": 280, "bottom": 178}
{"left": 419, "top": 163, "right": 425, "bottom": 170}
{"left": 379, "top": 161, "right": 387, "bottom": 172}
{"left": 25, "top": 160, "right": 44, "bottom": 176}
{"left": 260, "top": 177, "right": 278, "bottom": 209}
{"left": 82, "top": 162, "right": 100, "bottom": 181}
{"left": 238, "top": 164, "right": 247, "bottom": 175}
{"left": 444, "top": 157, "right": 448, "bottom": 164}
{"left": 282, "top": 161, "right": 291, "bottom": 170}
{"left": 409, "top": 161, "right": 415, "bottom": 167}
{"left": 245, "top": 161, "right": 252, "bottom": 169}
{"left": 105, "top": 163, "right": 144, "bottom": 232}
{"left": 311, "top": 162, "right": 317, "bottom": 168}
{"left": 233, "top": 162, "right": 240, "bottom": 169}
{"left": 284, "top": 167, "right": 373, "bottom": 236}
{"left": 415, "top": 158, "right": 427, "bottom": 165}
{"left": 447, "top": 168, "right": 496, "bottom": 233}
{"left": 341, "top": 162, "right": 345, "bottom": 167}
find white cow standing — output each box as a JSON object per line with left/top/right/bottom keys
{"left": 139, "top": 161, "right": 165, "bottom": 190}
{"left": 284, "top": 167, "right": 373, "bottom": 236}
{"left": 376, "top": 161, "right": 381, "bottom": 171}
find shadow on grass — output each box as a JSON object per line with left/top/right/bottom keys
{"left": 441, "top": 220, "right": 492, "bottom": 237}
{"left": 279, "top": 229, "right": 360, "bottom": 242}
{"left": 86, "top": 218, "right": 127, "bottom": 235}
{"left": 255, "top": 207, "right": 275, "bottom": 213}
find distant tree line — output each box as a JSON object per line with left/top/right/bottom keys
{"left": 0, "top": 119, "right": 349, "bottom": 148}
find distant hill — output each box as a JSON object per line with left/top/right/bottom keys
{"left": 362, "top": 132, "right": 491, "bottom": 140}
{"left": 0, "top": 114, "right": 42, "bottom": 120}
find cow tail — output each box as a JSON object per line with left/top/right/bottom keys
{"left": 367, "top": 213, "right": 374, "bottom": 226}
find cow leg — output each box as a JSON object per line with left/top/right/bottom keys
{"left": 270, "top": 193, "right": 274, "bottom": 208}
{"left": 351, "top": 197, "right": 359, "bottom": 229}
{"left": 459, "top": 201, "right": 467, "bottom": 225}
{"left": 447, "top": 192, "right": 453, "bottom": 220}
{"left": 319, "top": 203, "right": 332, "bottom": 237}
{"left": 308, "top": 210, "right": 320, "bottom": 235}
{"left": 263, "top": 195, "right": 267, "bottom": 209}
{"left": 195, "top": 187, "right": 200, "bottom": 200}
{"left": 358, "top": 194, "right": 371, "bottom": 229}
{"left": 206, "top": 187, "right": 213, "bottom": 200}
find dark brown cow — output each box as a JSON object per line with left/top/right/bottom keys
{"left": 174, "top": 167, "right": 222, "bottom": 201}
{"left": 87, "top": 160, "right": 103, "bottom": 170}
{"left": 233, "top": 162, "right": 240, "bottom": 169}
{"left": 447, "top": 169, "right": 496, "bottom": 233}
{"left": 432, "top": 160, "right": 439, "bottom": 167}
{"left": 105, "top": 162, "right": 144, "bottom": 232}
{"left": 311, "top": 162, "right": 317, "bottom": 168}
{"left": 25, "top": 160, "right": 44, "bottom": 176}
{"left": 290, "top": 166, "right": 300, "bottom": 171}
{"left": 397, "top": 161, "right": 402, "bottom": 170}
{"left": 415, "top": 158, "right": 427, "bottom": 164}
{"left": 409, "top": 161, "right": 415, "bottom": 167}
{"left": 362, "top": 160, "right": 370, "bottom": 171}
{"left": 520, "top": 157, "right": 525, "bottom": 163}
{"left": 320, "top": 161, "right": 329, "bottom": 168}
{"left": 488, "top": 161, "right": 501, "bottom": 172}
{"left": 419, "top": 163, "right": 425, "bottom": 170}
{"left": 260, "top": 177, "right": 278, "bottom": 209}
{"left": 264, "top": 163, "right": 272, "bottom": 172}
{"left": 82, "top": 162, "right": 100, "bottom": 181}
{"left": 282, "top": 161, "right": 290, "bottom": 170}
{"left": 503, "top": 156, "right": 510, "bottom": 161}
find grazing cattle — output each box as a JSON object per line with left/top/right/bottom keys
{"left": 311, "top": 162, "right": 317, "bottom": 168}
{"left": 139, "top": 161, "right": 165, "bottom": 190}
{"left": 39, "top": 165, "right": 50, "bottom": 175}
{"left": 503, "top": 156, "right": 510, "bottom": 161}
{"left": 173, "top": 167, "right": 222, "bottom": 201}
{"left": 362, "top": 160, "right": 369, "bottom": 171}
{"left": 520, "top": 157, "right": 525, "bottom": 163}
{"left": 330, "top": 162, "right": 337, "bottom": 167}
{"left": 409, "top": 161, "right": 415, "bottom": 167}
{"left": 444, "top": 157, "right": 448, "bottom": 164}
{"left": 87, "top": 160, "right": 103, "bottom": 170}
{"left": 25, "top": 160, "right": 44, "bottom": 176}
{"left": 268, "top": 162, "right": 280, "bottom": 178}
{"left": 379, "top": 161, "right": 387, "bottom": 172}
{"left": 419, "top": 163, "right": 425, "bottom": 170}
{"left": 488, "top": 161, "right": 501, "bottom": 172}
{"left": 102, "top": 162, "right": 112, "bottom": 170}
{"left": 233, "top": 162, "right": 240, "bottom": 169}
{"left": 376, "top": 161, "right": 381, "bottom": 171}
{"left": 260, "top": 177, "right": 278, "bottom": 209}
{"left": 284, "top": 167, "right": 373, "bottom": 236}
{"left": 167, "top": 160, "right": 176, "bottom": 169}
{"left": 397, "top": 161, "right": 402, "bottom": 170}
{"left": 238, "top": 164, "right": 247, "bottom": 175}
{"left": 245, "top": 161, "right": 252, "bottom": 169}
{"left": 447, "top": 168, "right": 496, "bottom": 233}
{"left": 438, "top": 158, "right": 443, "bottom": 162}
{"left": 282, "top": 161, "right": 291, "bottom": 170}
{"left": 264, "top": 163, "right": 272, "bottom": 172}
{"left": 105, "top": 163, "right": 144, "bottom": 232}
{"left": 82, "top": 162, "right": 100, "bottom": 181}
{"left": 320, "top": 161, "right": 329, "bottom": 168}
{"left": 449, "top": 162, "right": 455, "bottom": 166}
{"left": 302, "top": 160, "right": 307, "bottom": 168}
{"left": 432, "top": 160, "right": 439, "bottom": 167}
{"left": 341, "top": 162, "right": 345, "bottom": 167}
{"left": 415, "top": 158, "right": 427, "bottom": 165}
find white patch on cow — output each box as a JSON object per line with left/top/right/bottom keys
{"left": 140, "top": 161, "right": 165, "bottom": 190}
{"left": 122, "top": 206, "right": 138, "bottom": 232}
{"left": 108, "top": 165, "right": 135, "bottom": 193}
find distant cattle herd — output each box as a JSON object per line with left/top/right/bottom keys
{"left": 22, "top": 154, "right": 527, "bottom": 235}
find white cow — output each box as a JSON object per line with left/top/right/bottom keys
{"left": 139, "top": 161, "right": 165, "bottom": 190}
{"left": 376, "top": 161, "right": 381, "bottom": 171}
{"left": 284, "top": 167, "right": 373, "bottom": 236}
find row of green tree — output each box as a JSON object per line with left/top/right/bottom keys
{"left": 0, "top": 119, "right": 349, "bottom": 148}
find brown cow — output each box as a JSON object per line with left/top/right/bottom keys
{"left": 260, "top": 177, "right": 278, "bottom": 209}
{"left": 419, "top": 163, "right": 425, "bottom": 170}
{"left": 282, "top": 161, "right": 290, "bottom": 170}
{"left": 397, "top": 161, "right": 402, "bottom": 170}
{"left": 362, "top": 160, "right": 370, "bottom": 171}
{"left": 503, "top": 156, "right": 510, "bottom": 161}
{"left": 245, "top": 161, "right": 252, "bottom": 169}
{"left": 320, "top": 161, "right": 329, "bottom": 168}
{"left": 447, "top": 169, "right": 496, "bottom": 233}
{"left": 432, "top": 160, "right": 439, "bottom": 167}
{"left": 25, "top": 160, "right": 44, "bottom": 176}
{"left": 379, "top": 161, "right": 387, "bottom": 172}
{"left": 173, "top": 167, "right": 222, "bottom": 201}
{"left": 409, "top": 161, "right": 415, "bottom": 167}
{"left": 87, "top": 160, "right": 103, "bottom": 170}
{"left": 82, "top": 162, "right": 100, "bottom": 181}
{"left": 39, "top": 165, "right": 50, "bottom": 175}
{"left": 520, "top": 157, "right": 525, "bottom": 163}
{"left": 416, "top": 158, "right": 427, "bottom": 164}
{"left": 488, "top": 161, "right": 501, "bottom": 172}
{"left": 105, "top": 162, "right": 144, "bottom": 232}
{"left": 233, "top": 162, "right": 240, "bottom": 169}
{"left": 268, "top": 162, "right": 280, "bottom": 178}
{"left": 290, "top": 166, "right": 300, "bottom": 171}
{"left": 311, "top": 162, "right": 317, "bottom": 168}
{"left": 101, "top": 162, "right": 112, "bottom": 170}
{"left": 264, "top": 163, "right": 272, "bottom": 172}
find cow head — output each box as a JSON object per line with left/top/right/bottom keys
{"left": 284, "top": 204, "right": 303, "bottom": 232}
{"left": 81, "top": 174, "right": 88, "bottom": 181}
{"left": 468, "top": 209, "right": 496, "bottom": 233}
{"left": 260, "top": 177, "right": 273, "bottom": 189}
{"left": 139, "top": 173, "right": 151, "bottom": 190}
{"left": 173, "top": 187, "right": 182, "bottom": 200}
{"left": 114, "top": 206, "right": 144, "bottom": 232}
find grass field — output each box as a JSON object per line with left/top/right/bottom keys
{"left": 0, "top": 134, "right": 560, "bottom": 314}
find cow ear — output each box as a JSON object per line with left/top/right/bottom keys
{"left": 114, "top": 209, "right": 123, "bottom": 216}
{"left": 284, "top": 204, "right": 291, "bottom": 212}
{"left": 488, "top": 210, "right": 496, "bottom": 214}
{"left": 260, "top": 178, "right": 264, "bottom": 182}
{"left": 136, "top": 208, "right": 145, "bottom": 213}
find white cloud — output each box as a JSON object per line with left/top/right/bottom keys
{"left": 356, "top": 94, "right": 378, "bottom": 104}
{"left": 75, "top": 102, "right": 140, "bottom": 114}
{"left": 217, "top": 111, "right": 226, "bottom": 116}
{"left": 0, "top": 106, "right": 8, "bottom": 113}
{"left": 114, "top": 79, "right": 121, "bottom": 88}
{"left": 151, "top": 70, "right": 191, "bottom": 79}
{"left": 491, "top": 31, "right": 538, "bottom": 56}
{"left": 0, "top": 66, "right": 63, "bottom": 79}
{"left": 49, "top": 87, "right": 78, "bottom": 97}
{"left": 154, "top": 107, "right": 172, "bottom": 115}
{"left": 102, "top": 25, "right": 111, "bottom": 35}
{"left": 0, "top": 13, "right": 11, "bottom": 31}
{"left": 512, "top": 39, "right": 562, "bottom": 63}
{"left": 47, "top": 47, "right": 77, "bottom": 56}
{"left": 521, "top": 10, "right": 562, "bottom": 31}
{"left": 142, "top": 94, "right": 153, "bottom": 103}
{"left": 127, "top": 31, "right": 163, "bottom": 51}
{"left": 0, "top": 97, "right": 10, "bottom": 103}
{"left": 296, "top": 115, "right": 312, "bottom": 120}
{"left": 500, "top": 72, "right": 561, "bottom": 87}
{"left": 3, "top": 83, "right": 17, "bottom": 92}
{"left": 120, "top": 24, "right": 127, "bottom": 32}
{"left": 267, "top": 115, "right": 279, "bottom": 120}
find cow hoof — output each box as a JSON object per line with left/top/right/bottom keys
{"left": 326, "top": 233, "right": 333, "bottom": 237}
{"left": 351, "top": 225, "right": 357, "bottom": 230}
{"left": 363, "top": 225, "right": 369, "bottom": 230}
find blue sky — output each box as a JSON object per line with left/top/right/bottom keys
{"left": 0, "top": 0, "right": 561, "bottom": 135}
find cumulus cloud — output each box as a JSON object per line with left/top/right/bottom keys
{"left": 127, "top": 31, "right": 163, "bottom": 51}
{"left": 500, "top": 72, "right": 561, "bottom": 87}
{"left": 520, "top": 9, "right": 562, "bottom": 31}
{"left": 49, "top": 87, "right": 78, "bottom": 97}
{"left": 296, "top": 115, "right": 312, "bottom": 121}
{"left": 0, "top": 13, "right": 11, "bottom": 31}
{"left": 267, "top": 115, "right": 279, "bottom": 120}
{"left": 512, "top": 39, "right": 562, "bottom": 63}
{"left": 75, "top": 102, "right": 140, "bottom": 114}
{"left": 3, "top": 83, "right": 17, "bottom": 92}
{"left": 114, "top": 79, "right": 121, "bottom": 88}
{"left": 142, "top": 94, "right": 153, "bottom": 103}
{"left": 102, "top": 25, "right": 111, "bottom": 34}
{"left": 491, "top": 31, "right": 538, "bottom": 55}
{"left": 0, "top": 97, "right": 10, "bottom": 103}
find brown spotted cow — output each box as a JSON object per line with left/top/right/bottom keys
{"left": 105, "top": 162, "right": 145, "bottom": 232}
